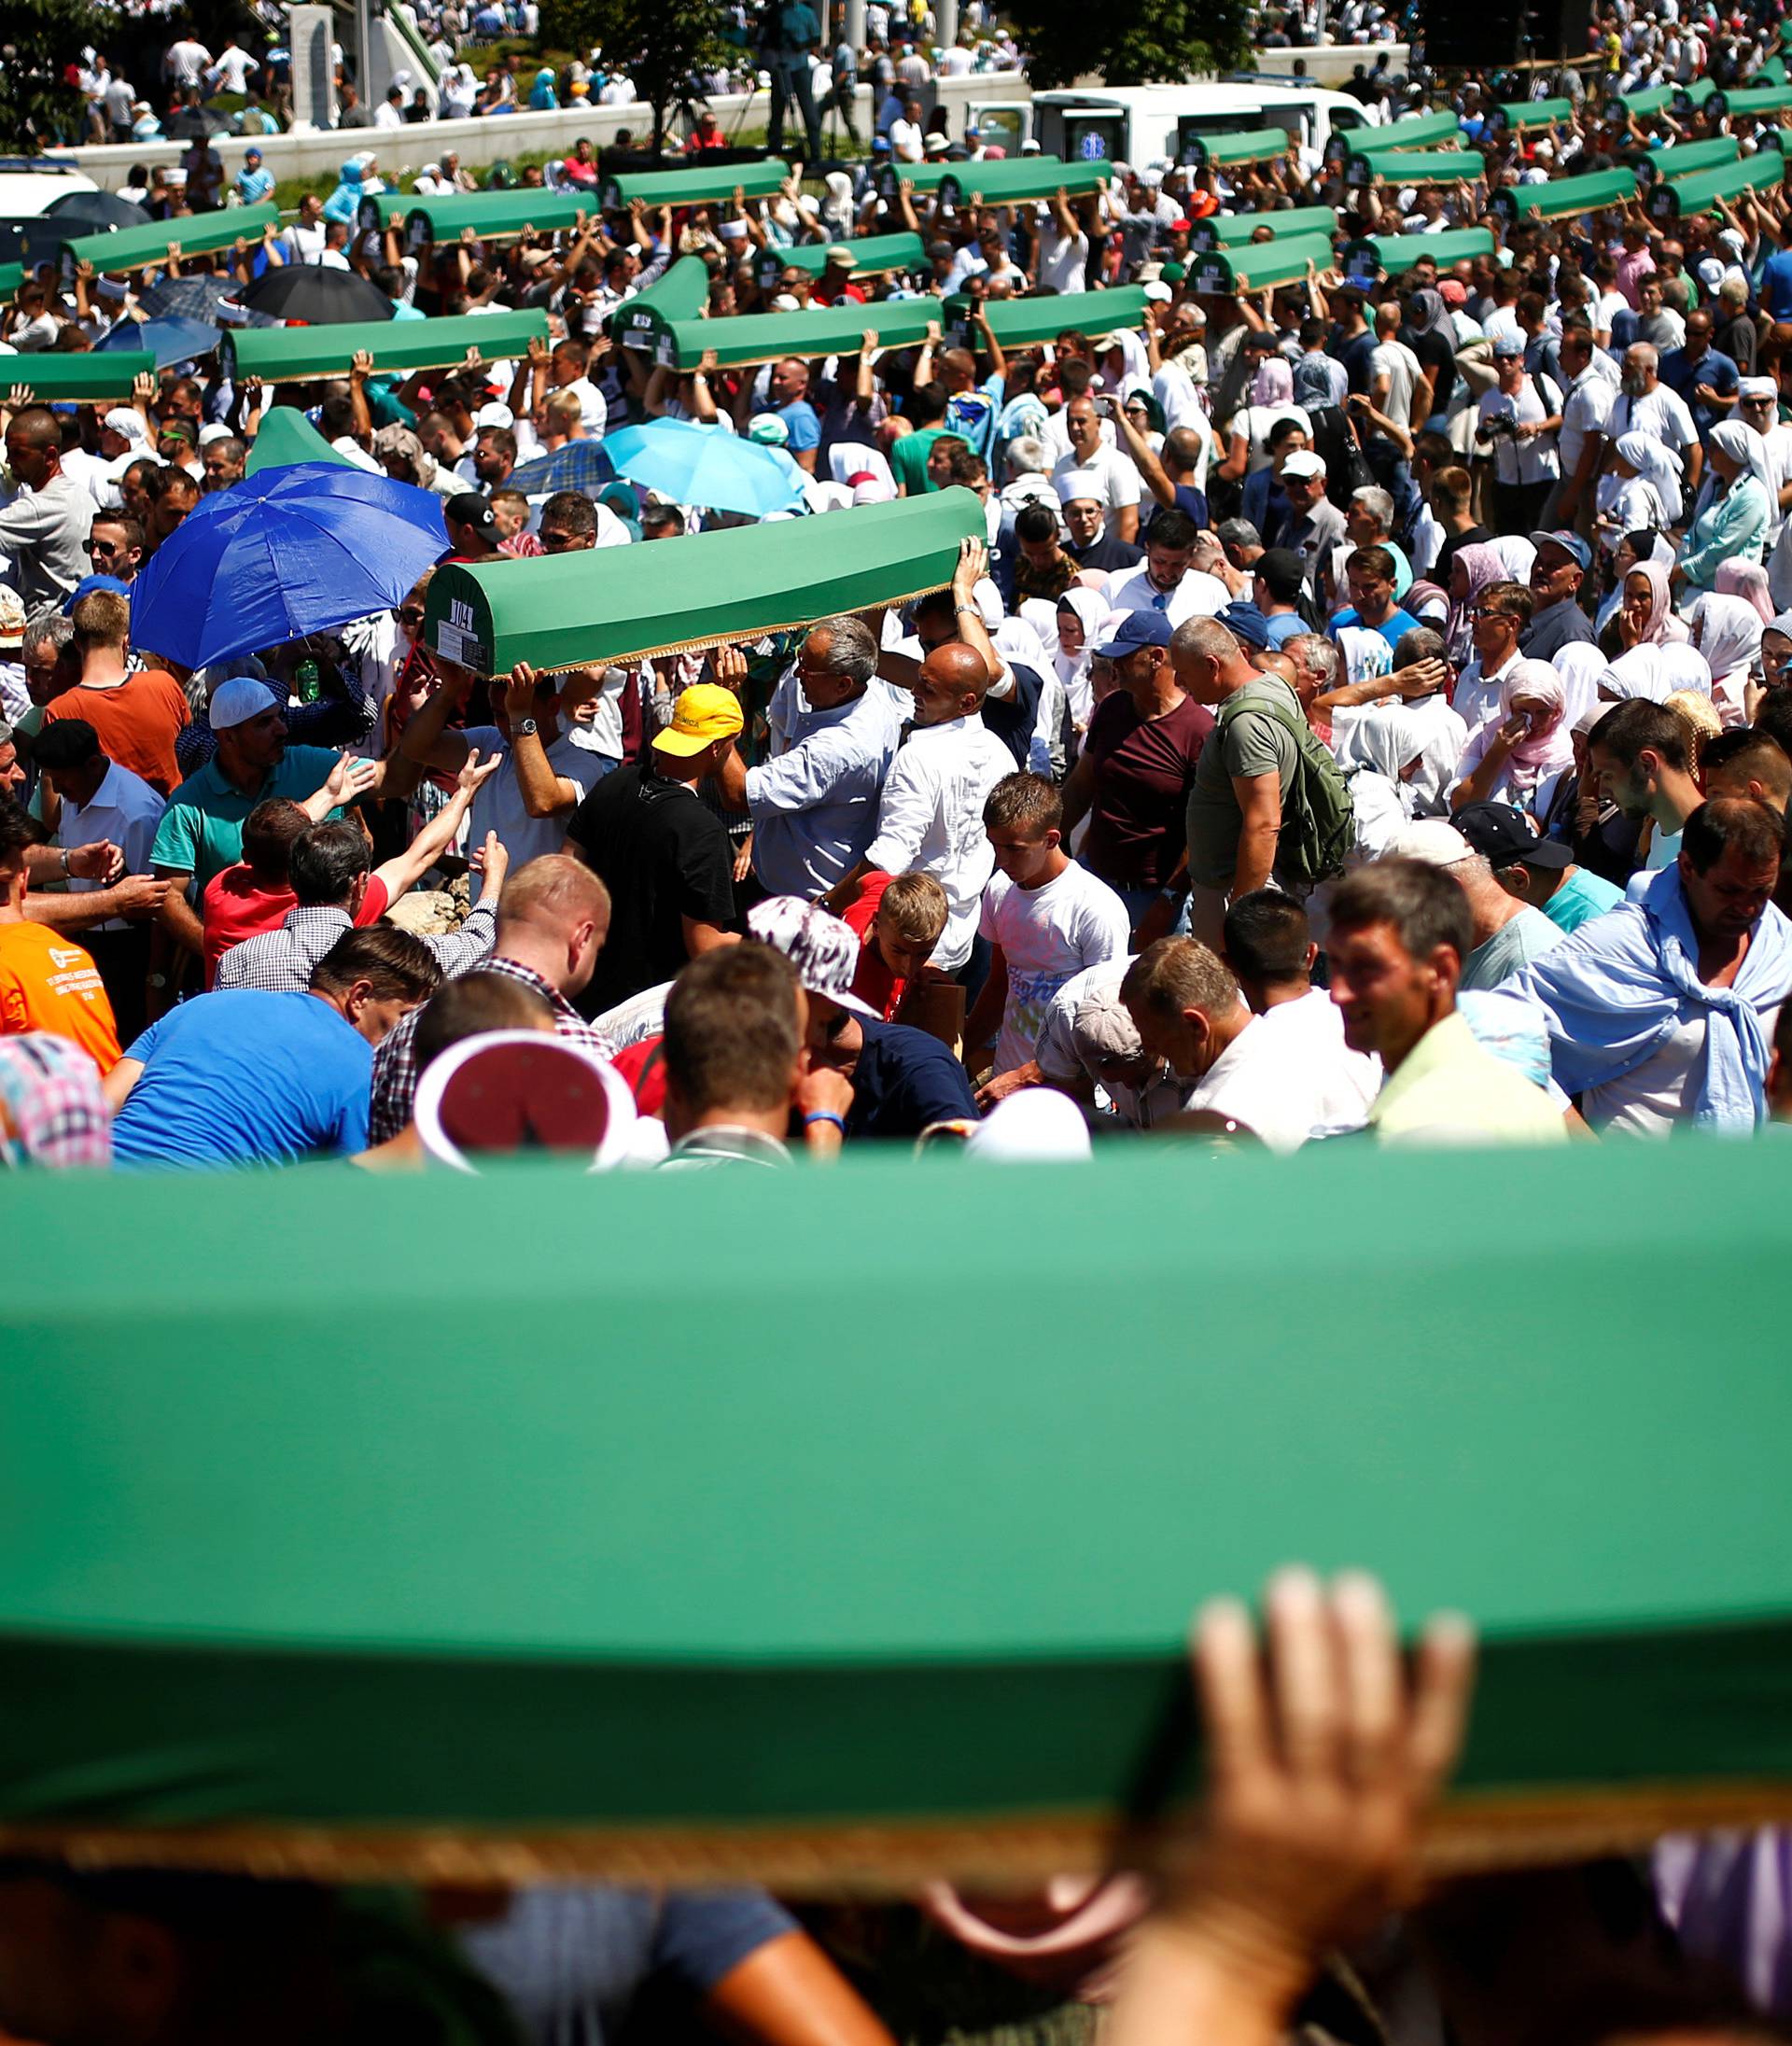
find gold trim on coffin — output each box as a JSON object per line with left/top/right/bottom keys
{"left": 7, "top": 1784, "right": 1792, "bottom": 1895}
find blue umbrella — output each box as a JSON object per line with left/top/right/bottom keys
{"left": 94, "top": 316, "right": 220, "bottom": 370}
{"left": 132, "top": 463, "right": 449, "bottom": 672}
{"left": 600, "top": 419, "right": 805, "bottom": 516}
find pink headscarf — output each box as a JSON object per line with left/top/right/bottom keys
{"left": 1250, "top": 354, "right": 1295, "bottom": 408}
{"left": 1715, "top": 558, "right": 1775, "bottom": 626}
{"left": 1628, "top": 557, "right": 1689, "bottom": 645}
{"left": 1447, "top": 540, "right": 1506, "bottom": 664}
{"left": 1496, "top": 656, "right": 1574, "bottom": 794}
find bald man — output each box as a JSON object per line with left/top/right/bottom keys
{"left": 826, "top": 641, "right": 1013, "bottom": 977}
{"left": 0, "top": 404, "right": 95, "bottom": 609}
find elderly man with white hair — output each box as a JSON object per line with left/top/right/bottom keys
{"left": 1596, "top": 343, "right": 1702, "bottom": 503}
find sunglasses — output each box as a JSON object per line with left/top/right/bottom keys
{"left": 392, "top": 605, "right": 426, "bottom": 626}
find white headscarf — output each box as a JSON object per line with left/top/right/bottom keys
{"left": 1050, "top": 585, "right": 1110, "bottom": 723}
{"left": 1597, "top": 642, "right": 1714, "bottom": 703}
{"left": 1687, "top": 591, "right": 1762, "bottom": 725}
{"left": 1615, "top": 431, "right": 1684, "bottom": 526}
{"left": 1488, "top": 534, "right": 1536, "bottom": 585}
{"left": 1336, "top": 696, "right": 1466, "bottom": 817}
{"left": 828, "top": 441, "right": 896, "bottom": 494}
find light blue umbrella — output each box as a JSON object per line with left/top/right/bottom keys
{"left": 600, "top": 419, "right": 805, "bottom": 516}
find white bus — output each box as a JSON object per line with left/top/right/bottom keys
{"left": 1027, "top": 82, "right": 1382, "bottom": 175}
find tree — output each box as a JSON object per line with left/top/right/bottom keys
{"left": 1011, "top": 0, "right": 1252, "bottom": 91}
{"left": 539, "top": 0, "right": 730, "bottom": 154}
{"left": 1, "top": 0, "right": 103, "bottom": 150}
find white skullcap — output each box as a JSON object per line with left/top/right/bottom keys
{"left": 1055, "top": 469, "right": 1102, "bottom": 506}
{"left": 208, "top": 679, "right": 278, "bottom": 731}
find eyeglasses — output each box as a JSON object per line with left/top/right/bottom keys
{"left": 85, "top": 538, "right": 119, "bottom": 557}
{"left": 1469, "top": 605, "right": 1514, "bottom": 622}
{"left": 392, "top": 605, "right": 426, "bottom": 626}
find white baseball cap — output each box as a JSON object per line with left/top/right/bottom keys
{"left": 1384, "top": 820, "right": 1474, "bottom": 867}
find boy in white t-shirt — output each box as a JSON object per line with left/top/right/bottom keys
{"left": 966, "top": 772, "right": 1132, "bottom": 1085}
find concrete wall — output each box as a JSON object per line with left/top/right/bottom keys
{"left": 45, "top": 51, "right": 1403, "bottom": 192}
{"left": 46, "top": 72, "right": 1028, "bottom": 192}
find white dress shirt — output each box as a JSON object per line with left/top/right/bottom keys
{"left": 56, "top": 760, "right": 166, "bottom": 930}
{"left": 746, "top": 677, "right": 903, "bottom": 898}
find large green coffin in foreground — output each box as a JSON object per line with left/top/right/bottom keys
{"left": 222, "top": 309, "right": 549, "bottom": 383}
{"left": 61, "top": 202, "right": 280, "bottom": 277}
{"left": 0, "top": 351, "right": 156, "bottom": 401}
{"left": 4, "top": 1138, "right": 1792, "bottom": 1888}
{"left": 424, "top": 486, "right": 985, "bottom": 674}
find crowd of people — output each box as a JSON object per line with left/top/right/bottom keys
{"left": 8, "top": 0, "right": 1792, "bottom": 1167}
{"left": 8, "top": 0, "right": 1792, "bottom": 2033}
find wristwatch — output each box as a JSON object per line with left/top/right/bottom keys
{"left": 514, "top": 716, "right": 539, "bottom": 737}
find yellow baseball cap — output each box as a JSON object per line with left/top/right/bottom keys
{"left": 652, "top": 682, "right": 744, "bottom": 758}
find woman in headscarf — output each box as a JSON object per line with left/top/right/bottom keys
{"left": 1763, "top": 609, "right": 1792, "bottom": 697}
{"left": 826, "top": 441, "right": 897, "bottom": 497}
{"left": 1450, "top": 657, "right": 1575, "bottom": 816}
{"left": 1028, "top": 589, "right": 1111, "bottom": 779}
{"left": 1596, "top": 640, "right": 1713, "bottom": 704}
{"left": 1715, "top": 558, "right": 1775, "bottom": 625}
{"left": 1687, "top": 590, "right": 1762, "bottom": 727}
{"left": 1406, "top": 287, "right": 1456, "bottom": 429}
{"left": 1599, "top": 557, "right": 1689, "bottom": 659}
{"left": 528, "top": 65, "right": 558, "bottom": 108}
{"left": 1487, "top": 534, "right": 1536, "bottom": 587}
{"left": 1445, "top": 540, "right": 1506, "bottom": 666}
{"left": 1593, "top": 530, "right": 1673, "bottom": 638}
{"left": 321, "top": 157, "right": 367, "bottom": 227}
{"left": 819, "top": 169, "right": 855, "bottom": 240}
{"left": 1595, "top": 432, "right": 1679, "bottom": 551}
{"left": 1221, "top": 354, "right": 1308, "bottom": 480}
{"left": 1403, "top": 579, "right": 1449, "bottom": 630}
{"left": 1679, "top": 420, "right": 1772, "bottom": 590}
{"left": 1338, "top": 696, "right": 1469, "bottom": 855}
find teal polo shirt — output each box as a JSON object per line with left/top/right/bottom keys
{"left": 151, "top": 746, "right": 346, "bottom": 891}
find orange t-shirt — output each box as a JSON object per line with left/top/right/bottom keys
{"left": 43, "top": 670, "right": 191, "bottom": 798}
{"left": 0, "top": 921, "right": 123, "bottom": 1072}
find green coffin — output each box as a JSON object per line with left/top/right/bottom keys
{"left": 596, "top": 157, "right": 791, "bottom": 211}
{"left": 1191, "top": 204, "right": 1337, "bottom": 250}
{"left": 0, "top": 262, "right": 23, "bottom": 301}
{"left": 6, "top": 1140, "right": 1792, "bottom": 1888}
{"left": 223, "top": 309, "right": 549, "bottom": 384}
{"left": 245, "top": 406, "right": 356, "bottom": 475}
{"left": 1181, "top": 127, "right": 1291, "bottom": 171}
{"left": 1494, "top": 96, "right": 1575, "bottom": 130}
{"left": 1492, "top": 166, "right": 1637, "bottom": 224}
{"left": 1622, "top": 78, "right": 1715, "bottom": 119}
{"left": 754, "top": 231, "right": 926, "bottom": 291}
{"left": 0, "top": 351, "right": 156, "bottom": 401}
{"left": 1341, "top": 226, "right": 1494, "bottom": 283}
{"left": 398, "top": 189, "right": 590, "bottom": 248}
{"left": 1189, "top": 232, "right": 1337, "bottom": 297}
{"left": 875, "top": 156, "right": 1101, "bottom": 206}
{"left": 1648, "top": 151, "right": 1786, "bottom": 219}
{"left": 609, "top": 255, "right": 712, "bottom": 353}
{"left": 1632, "top": 136, "right": 1742, "bottom": 187}
{"left": 61, "top": 201, "right": 279, "bottom": 278}
{"left": 423, "top": 486, "right": 984, "bottom": 674}
{"left": 1327, "top": 109, "right": 1460, "bottom": 161}
{"left": 1716, "top": 82, "right": 1792, "bottom": 116}
{"left": 631, "top": 296, "right": 940, "bottom": 371}
{"left": 1762, "top": 54, "right": 1788, "bottom": 85}
{"left": 350, "top": 193, "right": 413, "bottom": 232}
{"left": 1346, "top": 148, "right": 1480, "bottom": 188}
{"left": 945, "top": 286, "right": 1151, "bottom": 351}
{"left": 933, "top": 158, "right": 1109, "bottom": 206}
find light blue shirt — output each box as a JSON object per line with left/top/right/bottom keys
{"left": 745, "top": 678, "right": 903, "bottom": 897}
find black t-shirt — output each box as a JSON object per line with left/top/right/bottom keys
{"left": 1404, "top": 325, "right": 1456, "bottom": 413}
{"left": 565, "top": 766, "right": 737, "bottom": 1016}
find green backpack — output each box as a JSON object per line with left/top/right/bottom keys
{"left": 1214, "top": 683, "right": 1354, "bottom": 888}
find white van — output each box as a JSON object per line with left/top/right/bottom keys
{"left": 0, "top": 159, "right": 101, "bottom": 221}
{"left": 1028, "top": 82, "right": 1381, "bottom": 175}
